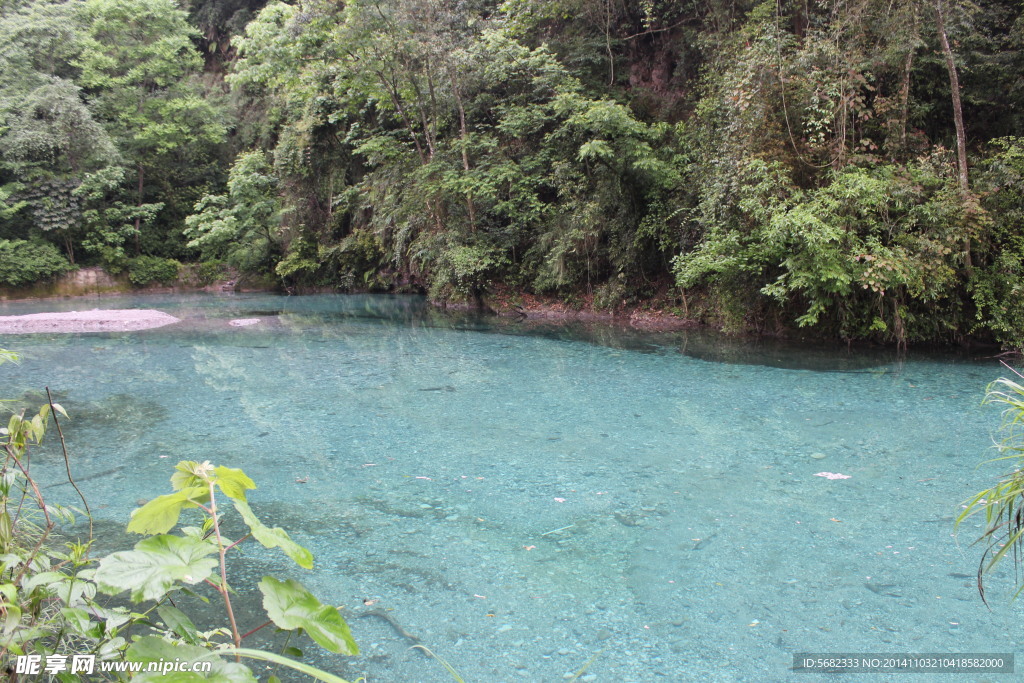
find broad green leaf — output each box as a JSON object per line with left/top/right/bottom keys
{"left": 21, "top": 571, "right": 65, "bottom": 592}
{"left": 59, "top": 607, "right": 94, "bottom": 635}
{"left": 94, "top": 535, "right": 218, "bottom": 602}
{"left": 127, "top": 487, "right": 209, "bottom": 535}
{"left": 158, "top": 604, "right": 199, "bottom": 645}
{"left": 127, "top": 636, "right": 257, "bottom": 682}
{"left": 258, "top": 577, "right": 358, "bottom": 655}
{"left": 224, "top": 648, "right": 353, "bottom": 683}
{"left": 233, "top": 499, "right": 313, "bottom": 569}
{"left": 2, "top": 604, "right": 20, "bottom": 637}
{"left": 213, "top": 466, "right": 256, "bottom": 500}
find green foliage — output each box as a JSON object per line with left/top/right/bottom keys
{"left": 95, "top": 458, "right": 359, "bottom": 676}
{"left": 95, "top": 534, "right": 220, "bottom": 602}
{"left": 3, "top": 0, "right": 1024, "bottom": 344}
{"left": 1, "top": 348, "right": 357, "bottom": 681}
{"left": 958, "top": 375, "right": 1024, "bottom": 603}
{"left": 185, "top": 150, "right": 281, "bottom": 273}
{"left": 259, "top": 577, "right": 357, "bottom": 655}
{"left": 971, "top": 137, "right": 1024, "bottom": 349}
{"left": 127, "top": 255, "right": 181, "bottom": 286}
{"left": 0, "top": 238, "right": 72, "bottom": 286}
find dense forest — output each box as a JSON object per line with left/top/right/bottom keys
{"left": 2, "top": 0, "right": 1024, "bottom": 346}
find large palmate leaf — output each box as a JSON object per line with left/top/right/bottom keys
{"left": 233, "top": 499, "right": 313, "bottom": 569}
{"left": 94, "top": 535, "right": 218, "bottom": 602}
{"left": 258, "top": 577, "right": 358, "bottom": 655}
{"left": 127, "top": 486, "right": 209, "bottom": 535}
{"left": 127, "top": 636, "right": 257, "bottom": 682}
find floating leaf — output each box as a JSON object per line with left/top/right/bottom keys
{"left": 234, "top": 499, "right": 313, "bottom": 569}
{"left": 127, "top": 487, "right": 209, "bottom": 535}
{"left": 94, "top": 535, "right": 218, "bottom": 602}
{"left": 259, "top": 577, "right": 358, "bottom": 655}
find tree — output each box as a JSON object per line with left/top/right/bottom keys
{"left": 185, "top": 150, "right": 282, "bottom": 273}
{"left": 0, "top": 78, "right": 119, "bottom": 261}
{"left": 74, "top": 0, "right": 224, "bottom": 256}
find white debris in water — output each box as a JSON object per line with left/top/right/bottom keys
{"left": 813, "top": 471, "right": 851, "bottom": 480}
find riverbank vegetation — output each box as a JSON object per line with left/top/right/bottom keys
{"left": 0, "top": 349, "right": 359, "bottom": 680}
{"left": 2, "top": 0, "right": 1024, "bottom": 347}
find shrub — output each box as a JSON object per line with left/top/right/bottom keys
{"left": 0, "top": 239, "right": 72, "bottom": 286}
{"left": 127, "top": 255, "right": 181, "bottom": 286}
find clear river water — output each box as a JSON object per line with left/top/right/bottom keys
{"left": 1, "top": 293, "right": 1021, "bottom": 682}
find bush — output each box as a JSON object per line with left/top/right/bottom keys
{"left": 195, "top": 259, "right": 229, "bottom": 284}
{"left": 0, "top": 239, "right": 72, "bottom": 286}
{"left": 127, "top": 255, "right": 181, "bottom": 286}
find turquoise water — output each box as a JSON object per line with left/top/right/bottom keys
{"left": 1, "top": 293, "right": 1021, "bottom": 682}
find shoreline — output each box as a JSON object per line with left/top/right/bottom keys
{"left": 0, "top": 285, "right": 1010, "bottom": 352}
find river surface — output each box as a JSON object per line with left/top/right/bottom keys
{"left": 1, "top": 293, "right": 1020, "bottom": 681}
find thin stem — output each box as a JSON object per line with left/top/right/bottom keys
{"left": 224, "top": 533, "right": 251, "bottom": 552}
{"left": 46, "top": 388, "right": 92, "bottom": 542}
{"left": 240, "top": 619, "right": 273, "bottom": 641}
{"left": 208, "top": 482, "right": 242, "bottom": 657}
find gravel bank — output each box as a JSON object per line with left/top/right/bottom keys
{"left": 0, "top": 309, "right": 180, "bottom": 334}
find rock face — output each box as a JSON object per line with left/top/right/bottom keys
{"left": 0, "top": 267, "right": 130, "bottom": 300}
{"left": 0, "top": 309, "right": 180, "bottom": 333}
{"left": 63, "top": 267, "right": 121, "bottom": 292}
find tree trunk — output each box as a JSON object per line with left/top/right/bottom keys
{"left": 934, "top": 0, "right": 971, "bottom": 269}
{"left": 899, "top": 48, "right": 914, "bottom": 150}
{"left": 451, "top": 71, "right": 476, "bottom": 232}
{"left": 134, "top": 162, "right": 144, "bottom": 255}
{"left": 934, "top": 1, "right": 968, "bottom": 195}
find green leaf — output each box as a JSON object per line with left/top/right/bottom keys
{"left": 213, "top": 466, "right": 256, "bottom": 500}
{"left": 233, "top": 499, "right": 313, "bottom": 569}
{"left": 158, "top": 604, "right": 199, "bottom": 645}
{"left": 127, "top": 487, "right": 209, "bottom": 535}
{"left": 127, "top": 636, "right": 257, "bottom": 682}
{"left": 171, "top": 460, "right": 208, "bottom": 490}
{"left": 223, "top": 648, "right": 353, "bottom": 683}
{"left": 59, "top": 607, "right": 94, "bottom": 636}
{"left": 170, "top": 461, "right": 255, "bottom": 500}
{"left": 94, "top": 535, "right": 218, "bottom": 602}
{"left": 2, "top": 604, "right": 21, "bottom": 637}
{"left": 258, "top": 577, "right": 358, "bottom": 655}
